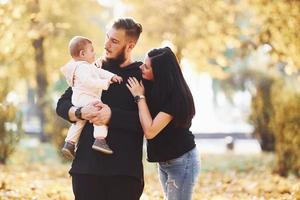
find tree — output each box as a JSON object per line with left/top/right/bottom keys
{"left": 250, "top": 0, "right": 300, "bottom": 74}
{"left": 124, "top": 0, "right": 257, "bottom": 78}
{"left": 1, "top": 0, "right": 105, "bottom": 142}
{"left": 0, "top": 78, "right": 22, "bottom": 164}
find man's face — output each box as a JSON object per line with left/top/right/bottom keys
{"left": 104, "top": 28, "right": 128, "bottom": 62}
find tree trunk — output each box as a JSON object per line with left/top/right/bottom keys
{"left": 29, "top": 0, "right": 48, "bottom": 142}
{"left": 33, "top": 37, "right": 48, "bottom": 142}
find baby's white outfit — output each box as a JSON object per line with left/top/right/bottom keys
{"left": 60, "top": 60, "right": 115, "bottom": 144}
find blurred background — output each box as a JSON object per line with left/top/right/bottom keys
{"left": 0, "top": 0, "right": 299, "bottom": 199}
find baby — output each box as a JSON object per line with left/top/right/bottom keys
{"left": 60, "top": 36, "right": 122, "bottom": 160}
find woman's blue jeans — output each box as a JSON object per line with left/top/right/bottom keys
{"left": 158, "top": 147, "right": 200, "bottom": 200}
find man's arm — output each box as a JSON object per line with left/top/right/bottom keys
{"left": 90, "top": 103, "right": 143, "bottom": 133}
{"left": 56, "top": 87, "right": 77, "bottom": 123}
{"left": 56, "top": 87, "right": 101, "bottom": 122}
{"left": 110, "top": 107, "right": 143, "bottom": 132}
{"left": 57, "top": 88, "right": 142, "bottom": 133}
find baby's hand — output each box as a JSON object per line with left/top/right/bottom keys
{"left": 111, "top": 75, "right": 123, "bottom": 84}
{"left": 95, "top": 57, "right": 104, "bottom": 68}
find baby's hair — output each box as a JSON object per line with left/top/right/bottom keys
{"left": 69, "top": 36, "right": 92, "bottom": 57}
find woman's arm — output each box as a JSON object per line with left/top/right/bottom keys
{"left": 126, "top": 77, "right": 173, "bottom": 139}
{"left": 136, "top": 99, "right": 172, "bottom": 139}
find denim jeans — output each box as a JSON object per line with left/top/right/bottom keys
{"left": 158, "top": 147, "right": 200, "bottom": 200}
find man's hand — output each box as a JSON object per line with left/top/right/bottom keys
{"left": 89, "top": 102, "right": 111, "bottom": 125}
{"left": 81, "top": 100, "right": 102, "bottom": 120}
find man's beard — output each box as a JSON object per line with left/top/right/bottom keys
{"left": 105, "top": 46, "right": 126, "bottom": 65}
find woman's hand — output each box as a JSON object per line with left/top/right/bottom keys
{"left": 126, "top": 77, "right": 145, "bottom": 97}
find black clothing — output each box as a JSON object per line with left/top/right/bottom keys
{"left": 56, "top": 61, "right": 144, "bottom": 181}
{"left": 144, "top": 81, "right": 196, "bottom": 162}
{"left": 72, "top": 174, "right": 143, "bottom": 200}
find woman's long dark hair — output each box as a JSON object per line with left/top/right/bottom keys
{"left": 148, "top": 47, "right": 195, "bottom": 128}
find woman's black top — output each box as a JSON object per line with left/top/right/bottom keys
{"left": 144, "top": 82, "right": 196, "bottom": 162}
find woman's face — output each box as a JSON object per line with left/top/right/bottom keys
{"left": 140, "top": 55, "right": 154, "bottom": 81}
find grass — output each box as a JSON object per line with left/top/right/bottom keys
{"left": 201, "top": 153, "right": 275, "bottom": 173}
{"left": 0, "top": 139, "right": 299, "bottom": 200}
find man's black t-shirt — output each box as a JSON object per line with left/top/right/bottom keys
{"left": 56, "top": 61, "right": 144, "bottom": 182}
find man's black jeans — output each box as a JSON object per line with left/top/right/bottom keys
{"left": 72, "top": 173, "right": 144, "bottom": 200}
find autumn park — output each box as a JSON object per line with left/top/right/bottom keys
{"left": 0, "top": 0, "right": 300, "bottom": 199}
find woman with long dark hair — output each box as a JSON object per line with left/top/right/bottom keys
{"left": 126, "top": 47, "right": 200, "bottom": 200}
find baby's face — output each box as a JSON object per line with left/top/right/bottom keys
{"left": 83, "top": 43, "right": 96, "bottom": 64}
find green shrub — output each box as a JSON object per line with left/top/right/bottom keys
{"left": 249, "top": 77, "right": 275, "bottom": 151}
{"left": 45, "top": 106, "right": 69, "bottom": 160}
{"left": 270, "top": 80, "right": 300, "bottom": 177}
{"left": 0, "top": 103, "right": 22, "bottom": 164}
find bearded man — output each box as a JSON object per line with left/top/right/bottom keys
{"left": 56, "top": 18, "right": 144, "bottom": 200}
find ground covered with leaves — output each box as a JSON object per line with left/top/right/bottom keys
{"left": 0, "top": 144, "right": 299, "bottom": 200}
